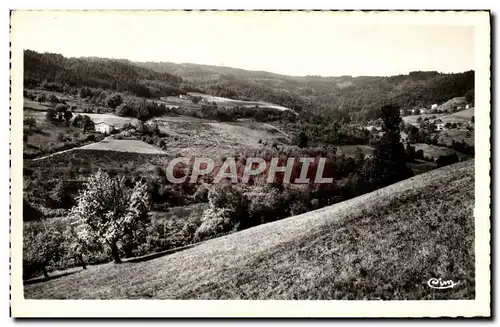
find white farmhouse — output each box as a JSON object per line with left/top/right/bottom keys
{"left": 95, "top": 122, "right": 115, "bottom": 134}
{"left": 431, "top": 104, "right": 438, "bottom": 110}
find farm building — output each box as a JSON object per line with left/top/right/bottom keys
{"left": 95, "top": 122, "right": 115, "bottom": 134}
{"left": 431, "top": 104, "right": 438, "bottom": 110}
{"left": 436, "top": 123, "right": 445, "bottom": 131}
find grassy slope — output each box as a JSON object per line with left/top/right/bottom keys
{"left": 79, "top": 139, "right": 166, "bottom": 154}
{"left": 24, "top": 160, "right": 474, "bottom": 300}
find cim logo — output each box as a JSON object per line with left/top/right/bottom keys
{"left": 427, "top": 278, "right": 461, "bottom": 290}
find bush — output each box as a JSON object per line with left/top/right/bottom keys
{"left": 23, "top": 223, "right": 65, "bottom": 279}
{"left": 194, "top": 207, "right": 236, "bottom": 241}
{"left": 106, "top": 93, "right": 123, "bottom": 109}
{"left": 245, "top": 186, "right": 282, "bottom": 226}
{"left": 436, "top": 153, "right": 459, "bottom": 167}
{"left": 45, "top": 109, "right": 56, "bottom": 123}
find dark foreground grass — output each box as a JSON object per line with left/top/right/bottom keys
{"left": 24, "top": 160, "right": 475, "bottom": 300}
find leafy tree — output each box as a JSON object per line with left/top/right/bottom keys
{"left": 48, "top": 94, "right": 59, "bottom": 104}
{"left": 50, "top": 181, "right": 74, "bottom": 209}
{"left": 136, "top": 101, "right": 151, "bottom": 121}
{"left": 64, "top": 110, "right": 73, "bottom": 125}
{"left": 115, "top": 103, "right": 132, "bottom": 117}
{"left": 35, "top": 93, "right": 46, "bottom": 104}
{"left": 406, "top": 124, "right": 420, "bottom": 143}
{"left": 70, "top": 170, "right": 151, "bottom": 263}
{"left": 45, "top": 108, "right": 56, "bottom": 123}
{"left": 106, "top": 93, "right": 123, "bottom": 109}
{"left": 296, "top": 131, "right": 309, "bottom": 148}
{"left": 81, "top": 116, "right": 95, "bottom": 132}
{"left": 465, "top": 89, "right": 474, "bottom": 106}
{"left": 79, "top": 87, "right": 93, "bottom": 98}
{"left": 405, "top": 143, "right": 416, "bottom": 162}
{"left": 366, "top": 104, "right": 413, "bottom": 188}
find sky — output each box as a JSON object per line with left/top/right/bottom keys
{"left": 11, "top": 11, "right": 475, "bottom": 77}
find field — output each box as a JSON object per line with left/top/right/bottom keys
{"left": 438, "top": 108, "right": 475, "bottom": 123}
{"left": 146, "top": 116, "right": 288, "bottom": 157}
{"left": 402, "top": 108, "right": 474, "bottom": 126}
{"left": 24, "top": 160, "right": 474, "bottom": 300}
{"left": 79, "top": 138, "right": 166, "bottom": 154}
{"left": 413, "top": 143, "right": 468, "bottom": 161}
{"left": 336, "top": 145, "right": 374, "bottom": 157}
{"left": 438, "top": 129, "right": 474, "bottom": 147}
{"left": 402, "top": 113, "right": 446, "bottom": 125}
{"left": 23, "top": 99, "right": 52, "bottom": 111}
{"left": 24, "top": 149, "right": 171, "bottom": 182}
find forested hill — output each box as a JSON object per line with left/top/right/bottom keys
{"left": 138, "top": 61, "right": 474, "bottom": 122}
{"left": 23, "top": 50, "right": 198, "bottom": 98}
{"left": 23, "top": 50, "right": 474, "bottom": 122}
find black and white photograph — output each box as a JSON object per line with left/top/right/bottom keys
{"left": 9, "top": 10, "right": 490, "bottom": 318}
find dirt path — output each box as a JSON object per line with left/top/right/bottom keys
{"left": 263, "top": 123, "right": 291, "bottom": 141}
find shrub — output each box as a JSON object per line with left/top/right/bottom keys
{"left": 115, "top": 103, "right": 132, "bottom": 116}
{"left": 48, "top": 94, "right": 59, "bottom": 104}
{"left": 245, "top": 185, "right": 282, "bottom": 226}
{"left": 194, "top": 207, "right": 236, "bottom": 241}
{"left": 436, "top": 153, "right": 459, "bottom": 168}
{"left": 207, "top": 184, "right": 248, "bottom": 215}
{"left": 106, "top": 93, "right": 123, "bottom": 109}
{"left": 23, "top": 223, "right": 65, "bottom": 279}
{"left": 415, "top": 149, "right": 424, "bottom": 160}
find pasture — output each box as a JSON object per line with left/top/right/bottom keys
{"left": 402, "top": 108, "right": 474, "bottom": 126}
{"left": 188, "top": 92, "right": 293, "bottom": 112}
{"left": 402, "top": 113, "right": 446, "bottom": 125}
{"left": 438, "top": 108, "right": 475, "bottom": 123}
{"left": 438, "top": 129, "right": 474, "bottom": 147}
{"left": 413, "top": 143, "right": 467, "bottom": 161}
{"left": 148, "top": 117, "right": 287, "bottom": 158}
{"left": 24, "top": 160, "right": 475, "bottom": 300}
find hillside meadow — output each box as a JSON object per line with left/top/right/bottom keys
{"left": 25, "top": 160, "right": 474, "bottom": 300}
